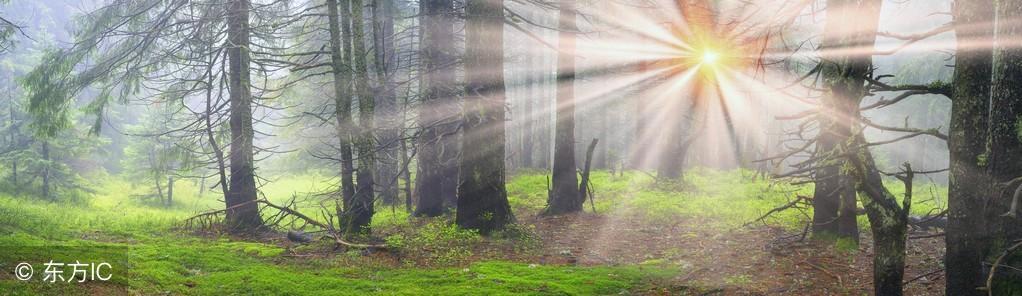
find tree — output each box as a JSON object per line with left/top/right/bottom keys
{"left": 19, "top": 0, "right": 305, "bottom": 233}
{"left": 457, "top": 0, "right": 513, "bottom": 234}
{"left": 846, "top": 134, "right": 912, "bottom": 296}
{"left": 544, "top": 0, "right": 583, "bottom": 215}
{"left": 340, "top": 0, "right": 377, "bottom": 235}
{"left": 983, "top": 1, "right": 1022, "bottom": 293}
{"left": 945, "top": 0, "right": 994, "bottom": 294}
{"left": 371, "top": 0, "right": 400, "bottom": 206}
{"left": 326, "top": 0, "right": 358, "bottom": 229}
{"left": 224, "top": 0, "right": 264, "bottom": 231}
{"left": 0, "top": 0, "right": 20, "bottom": 55}
{"left": 809, "top": 0, "right": 882, "bottom": 243}
{"left": 415, "top": 0, "right": 459, "bottom": 217}
{"left": 122, "top": 106, "right": 194, "bottom": 207}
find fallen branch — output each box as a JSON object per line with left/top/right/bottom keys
{"left": 799, "top": 260, "right": 843, "bottom": 287}
{"left": 744, "top": 195, "right": 811, "bottom": 227}
{"left": 984, "top": 240, "right": 1022, "bottom": 296}
{"left": 256, "top": 199, "right": 388, "bottom": 250}
{"left": 182, "top": 199, "right": 386, "bottom": 250}
{"left": 903, "top": 268, "right": 943, "bottom": 285}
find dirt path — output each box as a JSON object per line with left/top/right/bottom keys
{"left": 520, "top": 212, "right": 945, "bottom": 295}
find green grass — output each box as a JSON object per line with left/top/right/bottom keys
{"left": 0, "top": 172, "right": 682, "bottom": 295}
{"left": 0, "top": 168, "right": 949, "bottom": 294}
{"left": 509, "top": 168, "right": 815, "bottom": 231}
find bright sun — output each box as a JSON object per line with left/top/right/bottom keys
{"left": 701, "top": 51, "right": 720, "bottom": 65}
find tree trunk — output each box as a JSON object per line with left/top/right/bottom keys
{"left": 155, "top": 175, "right": 165, "bottom": 204}
{"left": 985, "top": 1, "right": 1022, "bottom": 293}
{"left": 327, "top": 0, "right": 357, "bottom": 226}
{"left": 545, "top": 0, "right": 582, "bottom": 215}
{"left": 372, "top": 0, "right": 400, "bottom": 206}
{"left": 414, "top": 0, "right": 458, "bottom": 217}
{"left": 166, "top": 176, "right": 174, "bottom": 207}
{"left": 223, "top": 0, "right": 264, "bottom": 231}
{"left": 810, "top": 0, "right": 883, "bottom": 244}
{"left": 41, "top": 141, "right": 49, "bottom": 200}
{"left": 9, "top": 103, "right": 16, "bottom": 192}
{"left": 342, "top": 0, "right": 376, "bottom": 235}
{"left": 848, "top": 134, "right": 910, "bottom": 296}
{"left": 457, "top": 0, "right": 513, "bottom": 234}
{"left": 946, "top": 0, "right": 994, "bottom": 294}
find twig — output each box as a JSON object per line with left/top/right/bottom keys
{"left": 904, "top": 268, "right": 943, "bottom": 285}
{"left": 985, "top": 240, "right": 1022, "bottom": 296}
{"left": 799, "top": 260, "right": 843, "bottom": 287}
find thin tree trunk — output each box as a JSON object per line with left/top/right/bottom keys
{"left": 946, "top": 0, "right": 994, "bottom": 294}
{"left": 327, "top": 0, "right": 357, "bottom": 226}
{"left": 343, "top": 0, "right": 376, "bottom": 235}
{"left": 225, "top": 0, "right": 264, "bottom": 231}
{"left": 204, "top": 57, "right": 230, "bottom": 203}
{"left": 155, "top": 173, "right": 165, "bottom": 204}
{"left": 167, "top": 176, "right": 174, "bottom": 207}
{"left": 8, "top": 103, "right": 15, "bottom": 191}
{"left": 545, "top": 0, "right": 582, "bottom": 215}
{"left": 41, "top": 141, "right": 50, "bottom": 200}
{"left": 457, "top": 0, "right": 513, "bottom": 234}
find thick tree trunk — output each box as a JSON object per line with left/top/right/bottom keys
{"left": 810, "top": 0, "right": 882, "bottom": 243}
{"left": 457, "top": 0, "right": 513, "bottom": 234}
{"left": 344, "top": 0, "right": 376, "bottom": 235}
{"left": 985, "top": 1, "right": 1022, "bottom": 293}
{"left": 545, "top": 0, "right": 582, "bottom": 215}
{"left": 326, "top": 0, "right": 357, "bottom": 224}
{"left": 415, "top": 0, "right": 458, "bottom": 217}
{"left": 946, "top": 0, "right": 993, "bottom": 294}
{"left": 225, "top": 0, "right": 264, "bottom": 232}
{"left": 372, "top": 0, "right": 400, "bottom": 206}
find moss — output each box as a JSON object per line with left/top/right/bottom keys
{"left": 0, "top": 170, "right": 951, "bottom": 294}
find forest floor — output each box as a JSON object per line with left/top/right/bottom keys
{"left": 0, "top": 169, "right": 948, "bottom": 295}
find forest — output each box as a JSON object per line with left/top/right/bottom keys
{"left": 0, "top": 0, "right": 1019, "bottom": 295}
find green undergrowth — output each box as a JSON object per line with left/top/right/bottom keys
{"left": 0, "top": 230, "right": 677, "bottom": 295}
{"left": 0, "top": 168, "right": 948, "bottom": 294}
{"left": 509, "top": 168, "right": 814, "bottom": 231}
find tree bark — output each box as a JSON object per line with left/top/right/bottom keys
{"left": 372, "top": 0, "right": 400, "bottom": 206}
{"left": 810, "top": 0, "right": 882, "bottom": 243}
{"left": 326, "top": 0, "right": 357, "bottom": 226}
{"left": 946, "top": 0, "right": 994, "bottom": 294}
{"left": 847, "top": 136, "right": 910, "bottom": 296}
{"left": 415, "top": 0, "right": 458, "bottom": 217}
{"left": 985, "top": 1, "right": 1022, "bottom": 293}
{"left": 343, "top": 0, "right": 377, "bottom": 235}
{"left": 41, "top": 141, "right": 49, "bottom": 200}
{"left": 166, "top": 176, "right": 174, "bottom": 207}
{"left": 457, "top": 0, "right": 514, "bottom": 234}
{"left": 545, "top": 0, "right": 582, "bottom": 215}
{"left": 225, "top": 0, "right": 264, "bottom": 232}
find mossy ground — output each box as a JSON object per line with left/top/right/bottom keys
{"left": 0, "top": 169, "right": 948, "bottom": 295}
